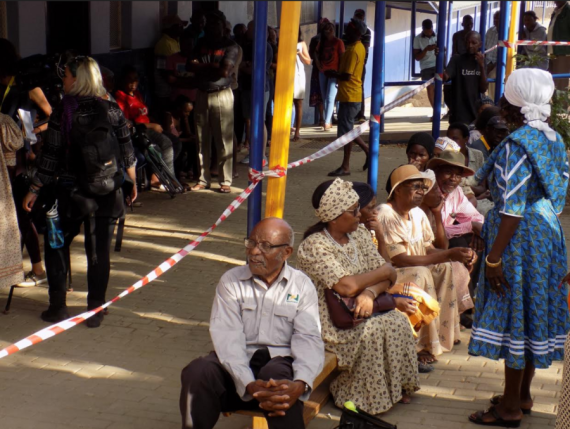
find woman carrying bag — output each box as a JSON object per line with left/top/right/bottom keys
{"left": 23, "top": 56, "right": 137, "bottom": 328}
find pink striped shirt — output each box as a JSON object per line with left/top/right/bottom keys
{"left": 440, "top": 186, "right": 485, "bottom": 238}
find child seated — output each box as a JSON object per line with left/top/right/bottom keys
{"left": 163, "top": 95, "right": 198, "bottom": 181}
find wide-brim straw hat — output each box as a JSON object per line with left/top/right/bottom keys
{"left": 387, "top": 164, "right": 434, "bottom": 200}
{"left": 426, "top": 150, "right": 475, "bottom": 177}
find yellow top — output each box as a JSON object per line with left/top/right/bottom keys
{"left": 154, "top": 34, "right": 180, "bottom": 56}
{"left": 337, "top": 41, "right": 366, "bottom": 103}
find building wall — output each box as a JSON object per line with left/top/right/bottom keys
{"left": 6, "top": 1, "right": 47, "bottom": 57}
{"left": 90, "top": 1, "right": 110, "bottom": 55}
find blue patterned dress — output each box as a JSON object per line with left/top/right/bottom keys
{"left": 468, "top": 125, "right": 570, "bottom": 370}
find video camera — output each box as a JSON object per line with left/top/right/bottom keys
{"left": 15, "top": 53, "right": 64, "bottom": 108}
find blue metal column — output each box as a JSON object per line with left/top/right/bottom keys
{"left": 480, "top": 1, "right": 489, "bottom": 53}
{"left": 410, "top": 2, "right": 417, "bottom": 79}
{"left": 339, "top": 1, "right": 345, "bottom": 38}
{"left": 367, "top": 1, "right": 386, "bottom": 193}
{"left": 317, "top": 1, "right": 323, "bottom": 22}
{"left": 494, "top": 1, "right": 510, "bottom": 102}
{"left": 432, "top": 1, "right": 447, "bottom": 140}
{"left": 474, "top": 6, "right": 478, "bottom": 29}
{"left": 247, "top": 1, "right": 268, "bottom": 235}
{"left": 446, "top": 1, "right": 453, "bottom": 63}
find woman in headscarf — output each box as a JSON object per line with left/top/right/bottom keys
{"left": 406, "top": 132, "right": 435, "bottom": 172}
{"left": 468, "top": 69, "right": 569, "bottom": 427}
{"left": 297, "top": 178, "right": 420, "bottom": 414}
{"left": 376, "top": 166, "right": 476, "bottom": 366}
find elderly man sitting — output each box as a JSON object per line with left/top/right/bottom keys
{"left": 179, "top": 218, "right": 324, "bottom": 429}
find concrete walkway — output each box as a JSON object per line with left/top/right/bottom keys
{"left": 0, "top": 142, "right": 565, "bottom": 429}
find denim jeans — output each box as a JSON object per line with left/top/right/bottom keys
{"left": 318, "top": 72, "right": 338, "bottom": 125}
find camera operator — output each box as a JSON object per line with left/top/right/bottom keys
{"left": 0, "top": 38, "right": 52, "bottom": 287}
{"left": 23, "top": 56, "right": 137, "bottom": 328}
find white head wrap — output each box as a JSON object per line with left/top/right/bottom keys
{"left": 435, "top": 137, "right": 461, "bottom": 152}
{"left": 504, "top": 68, "right": 556, "bottom": 141}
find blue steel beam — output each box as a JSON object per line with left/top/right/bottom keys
{"left": 339, "top": 1, "right": 345, "bottom": 38}
{"left": 480, "top": 1, "right": 489, "bottom": 53}
{"left": 432, "top": 1, "right": 447, "bottom": 140}
{"left": 368, "top": 1, "right": 386, "bottom": 193}
{"left": 246, "top": 1, "right": 268, "bottom": 235}
{"left": 494, "top": 1, "right": 510, "bottom": 102}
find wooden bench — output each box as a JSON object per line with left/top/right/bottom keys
{"left": 228, "top": 352, "right": 338, "bottom": 429}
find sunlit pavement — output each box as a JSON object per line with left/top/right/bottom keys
{"left": 0, "top": 137, "right": 566, "bottom": 429}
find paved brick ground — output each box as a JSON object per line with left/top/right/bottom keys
{"left": 0, "top": 137, "right": 567, "bottom": 429}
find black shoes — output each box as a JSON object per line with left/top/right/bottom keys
{"left": 41, "top": 306, "right": 70, "bottom": 323}
{"left": 85, "top": 311, "right": 104, "bottom": 328}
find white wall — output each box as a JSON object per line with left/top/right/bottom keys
{"left": 7, "top": 1, "right": 46, "bottom": 57}
{"left": 130, "top": 1, "right": 160, "bottom": 49}
{"left": 322, "top": 1, "right": 336, "bottom": 22}
{"left": 178, "top": 1, "right": 193, "bottom": 22}
{"left": 220, "top": 1, "right": 253, "bottom": 28}
{"left": 90, "top": 1, "right": 110, "bottom": 55}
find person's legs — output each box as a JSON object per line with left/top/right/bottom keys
{"left": 242, "top": 90, "right": 252, "bottom": 149}
{"left": 357, "top": 65, "right": 367, "bottom": 120}
{"left": 210, "top": 88, "right": 235, "bottom": 188}
{"left": 293, "top": 99, "right": 303, "bottom": 141}
{"left": 550, "top": 56, "right": 570, "bottom": 91}
{"left": 329, "top": 102, "right": 360, "bottom": 175}
{"left": 194, "top": 90, "right": 213, "bottom": 187}
{"left": 83, "top": 216, "right": 117, "bottom": 311}
{"left": 180, "top": 352, "right": 257, "bottom": 429}
{"left": 42, "top": 215, "right": 82, "bottom": 321}
{"left": 257, "top": 356, "right": 305, "bottom": 429}
{"left": 146, "top": 129, "right": 175, "bottom": 175}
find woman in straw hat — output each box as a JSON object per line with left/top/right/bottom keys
{"left": 467, "top": 69, "right": 569, "bottom": 427}
{"left": 297, "top": 178, "right": 420, "bottom": 414}
{"left": 377, "top": 165, "right": 476, "bottom": 366}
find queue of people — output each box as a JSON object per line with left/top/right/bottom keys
{"left": 178, "top": 67, "right": 570, "bottom": 429}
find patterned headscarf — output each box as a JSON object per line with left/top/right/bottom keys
{"left": 435, "top": 137, "right": 461, "bottom": 152}
{"left": 315, "top": 178, "right": 360, "bottom": 223}
{"left": 504, "top": 68, "right": 556, "bottom": 141}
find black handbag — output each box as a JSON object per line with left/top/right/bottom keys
{"left": 335, "top": 405, "right": 397, "bottom": 429}
{"left": 324, "top": 289, "right": 396, "bottom": 330}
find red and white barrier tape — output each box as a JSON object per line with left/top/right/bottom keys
{"left": 0, "top": 76, "right": 434, "bottom": 361}
{"left": 499, "top": 39, "right": 570, "bottom": 49}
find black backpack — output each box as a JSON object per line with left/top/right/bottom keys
{"left": 70, "top": 101, "right": 123, "bottom": 196}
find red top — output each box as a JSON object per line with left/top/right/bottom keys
{"left": 115, "top": 90, "right": 150, "bottom": 124}
{"left": 317, "top": 37, "right": 345, "bottom": 72}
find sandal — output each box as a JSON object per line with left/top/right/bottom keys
{"left": 418, "top": 361, "right": 434, "bottom": 373}
{"left": 191, "top": 184, "right": 211, "bottom": 191}
{"left": 327, "top": 167, "right": 351, "bottom": 177}
{"left": 468, "top": 406, "right": 521, "bottom": 427}
{"left": 418, "top": 350, "right": 438, "bottom": 364}
{"left": 398, "top": 393, "right": 411, "bottom": 404}
{"left": 454, "top": 339, "right": 462, "bottom": 345}
{"left": 219, "top": 185, "right": 231, "bottom": 193}
{"left": 490, "top": 396, "right": 532, "bottom": 415}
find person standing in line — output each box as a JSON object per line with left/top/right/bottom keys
{"left": 352, "top": 9, "right": 372, "bottom": 123}
{"left": 485, "top": 11, "right": 500, "bottom": 101}
{"left": 452, "top": 15, "right": 474, "bottom": 56}
{"left": 292, "top": 28, "right": 311, "bottom": 142}
{"left": 187, "top": 10, "right": 239, "bottom": 194}
{"left": 413, "top": 19, "right": 439, "bottom": 111}
{"left": 154, "top": 15, "right": 186, "bottom": 115}
{"left": 238, "top": 20, "right": 273, "bottom": 164}
{"left": 444, "top": 31, "right": 488, "bottom": 126}
{"left": 315, "top": 21, "right": 345, "bottom": 131}
{"left": 327, "top": 18, "right": 370, "bottom": 177}
{"left": 519, "top": 11, "right": 549, "bottom": 70}
{"left": 468, "top": 69, "right": 569, "bottom": 427}
{"left": 548, "top": 1, "right": 570, "bottom": 90}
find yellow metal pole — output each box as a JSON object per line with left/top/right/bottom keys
{"left": 505, "top": 0, "right": 520, "bottom": 78}
{"left": 264, "top": 1, "right": 301, "bottom": 219}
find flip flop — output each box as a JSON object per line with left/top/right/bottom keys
{"left": 490, "top": 396, "right": 532, "bottom": 415}
{"left": 327, "top": 167, "right": 351, "bottom": 177}
{"left": 191, "top": 184, "right": 211, "bottom": 191}
{"left": 219, "top": 185, "right": 231, "bottom": 193}
{"left": 418, "top": 361, "right": 434, "bottom": 373}
{"left": 468, "top": 406, "right": 521, "bottom": 427}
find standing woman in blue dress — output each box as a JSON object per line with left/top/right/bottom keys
{"left": 468, "top": 68, "right": 569, "bottom": 427}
